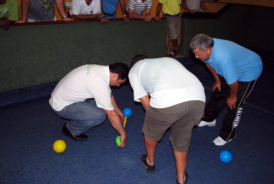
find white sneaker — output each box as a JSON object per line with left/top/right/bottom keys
{"left": 198, "top": 119, "right": 216, "bottom": 127}
{"left": 213, "top": 136, "right": 233, "bottom": 146}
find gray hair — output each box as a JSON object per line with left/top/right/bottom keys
{"left": 190, "top": 34, "right": 214, "bottom": 51}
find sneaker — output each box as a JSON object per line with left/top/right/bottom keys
{"left": 198, "top": 119, "right": 216, "bottom": 127}
{"left": 213, "top": 136, "right": 234, "bottom": 146}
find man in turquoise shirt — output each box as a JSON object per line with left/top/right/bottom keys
{"left": 190, "top": 34, "right": 262, "bottom": 146}
{"left": 100, "top": 0, "right": 129, "bottom": 23}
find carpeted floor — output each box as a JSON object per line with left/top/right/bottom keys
{"left": 0, "top": 57, "right": 273, "bottom": 184}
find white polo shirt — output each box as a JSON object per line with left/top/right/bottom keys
{"left": 186, "top": 0, "right": 200, "bottom": 11}
{"left": 129, "top": 57, "right": 205, "bottom": 108}
{"left": 70, "top": 0, "right": 101, "bottom": 15}
{"left": 49, "top": 65, "right": 113, "bottom": 111}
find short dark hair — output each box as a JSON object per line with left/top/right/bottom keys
{"left": 190, "top": 34, "right": 214, "bottom": 51}
{"left": 109, "top": 63, "right": 129, "bottom": 80}
{"left": 131, "top": 54, "right": 148, "bottom": 67}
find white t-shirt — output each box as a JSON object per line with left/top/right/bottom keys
{"left": 186, "top": 0, "right": 200, "bottom": 11}
{"left": 49, "top": 65, "right": 113, "bottom": 111}
{"left": 128, "top": 57, "right": 205, "bottom": 108}
{"left": 70, "top": 0, "right": 101, "bottom": 15}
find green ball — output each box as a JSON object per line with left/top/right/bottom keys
{"left": 116, "top": 136, "right": 121, "bottom": 146}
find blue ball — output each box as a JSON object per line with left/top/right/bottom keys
{"left": 219, "top": 150, "right": 232, "bottom": 163}
{"left": 122, "top": 108, "right": 132, "bottom": 117}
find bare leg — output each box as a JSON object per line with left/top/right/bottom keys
{"left": 172, "top": 39, "right": 179, "bottom": 56}
{"left": 200, "top": 2, "right": 210, "bottom": 12}
{"left": 144, "top": 135, "right": 157, "bottom": 166}
{"left": 174, "top": 150, "right": 188, "bottom": 184}
{"left": 181, "top": 0, "right": 190, "bottom": 12}
{"left": 167, "top": 38, "right": 173, "bottom": 56}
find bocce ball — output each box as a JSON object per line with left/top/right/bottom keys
{"left": 122, "top": 107, "right": 132, "bottom": 117}
{"left": 53, "top": 139, "right": 66, "bottom": 153}
{"left": 219, "top": 150, "right": 232, "bottom": 163}
{"left": 116, "top": 136, "right": 121, "bottom": 146}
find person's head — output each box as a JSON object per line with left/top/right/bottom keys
{"left": 109, "top": 63, "right": 129, "bottom": 87}
{"left": 0, "top": 0, "right": 6, "bottom": 5}
{"left": 190, "top": 34, "right": 214, "bottom": 61}
{"left": 85, "top": 0, "right": 92, "bottom": 5}
{"left": 131, "top": 54, "right": 148, "bottom": 67}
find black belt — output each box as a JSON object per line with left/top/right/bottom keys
{"left": 165, "top": 13, "right": 180, "bottom": 17}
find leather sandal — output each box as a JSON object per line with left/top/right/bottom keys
{"left": 176, "top": 172, "right": 188, "bottom": 184}
{"left": 173, "top": 50, "right": 179, "bottom": 56}
{"left": 141, "top": 153, "right": 155, "bottom": 173}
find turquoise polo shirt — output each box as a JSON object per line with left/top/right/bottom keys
{"left": 204, "top": 38, "right": 263, "bottom": 85}
{"left": 102, "top": 0, "right": 119, "bottom": 14}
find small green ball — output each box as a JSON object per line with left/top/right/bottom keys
{"left": 116, "top": 136, "right": 121, "bottom": 146}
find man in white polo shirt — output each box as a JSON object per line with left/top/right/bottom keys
{"left": 49, "top": 63, "right": 129, "bottom": 147}
{"left": 69, "top": 0, "right": 101, "bottom": 20}
{"left": 128, "top": 55, "right": 205, "bottom": 184}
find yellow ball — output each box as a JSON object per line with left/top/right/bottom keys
{"left": 53, "top": 140, "right": 66, "bottom": 153}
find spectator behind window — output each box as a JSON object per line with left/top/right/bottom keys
{"left": 126, "top": 0, "right": 152, "bottom": 22}
{"left": 100, "top": 0, "right": 129, "bottom": 23}
{"left": 0, "top": 0, "right": 18, "bottom": 30}
{"left": 16, "top": 0, "right": 73, "bottom": 23}
{"left": 69, "top": 0, "right": 101, "bottom": 21}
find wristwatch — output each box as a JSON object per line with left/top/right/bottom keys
{"left": 123, "top": 14, "right": 127, "bottom": 18}
{"left": 62, "top": 15, "right": 67, "bottom": 19}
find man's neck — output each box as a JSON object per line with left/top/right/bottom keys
{"left": 85, "top": 0, "right": 92, "bottom": 5}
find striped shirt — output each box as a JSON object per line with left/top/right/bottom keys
{"left": 127, "top": 0, "right": 152, "bottom": 15}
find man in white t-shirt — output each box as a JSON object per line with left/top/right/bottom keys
{"left": 49, "top": 63, "right": 129, "bottom": 147}
{"left": 69, "top": 0, "right": 101, "bottom": 20}
{"left": 181, "top": 0, "right": 209, "bottom": 13}
{"left": 128, "top": 55, "right": 205, "bottom": 183}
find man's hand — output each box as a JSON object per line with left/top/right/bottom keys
{"left": 16, "top": 19, "right": 27, "bottom": 23}
{"left": 227, "top": 81, "right": 239, "bottom": 110}
{"left": 0, "top": 19, "right": 11, "bottom": 30}
{"left": 227, "top": 96, "right": 237, "bottom": 110}
{"left": 140, "top": 95, "right": 150, "bottom": 111}
{"left": 63, "top": 17, "right": 74, "bottom": 21}
{"left": 155, "top": 16, "right": 161, "bottom": 21}
{"left": 144, "top": 15, "right": 152, "bottom": 22}
{"left": 104, "top": 106, "right": 126, "bottom": 147}
{"left": 119, "top": 132, "right": 126, "bottom": 147}
{"left": 206, "top": 64, "right": 221, "bottom": 92}
{"left": 123, "top": 17, "right": 129, "bottom": 23}
{"left": 117, "top": 111, "right": 125, "bottom": 124}
{"left": 100, "top": 16, "right": 109, "bottom": 23}
{"left": 212, "top": 81, "right": 221, "bottom": 92}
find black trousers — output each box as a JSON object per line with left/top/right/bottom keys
{"left": 201, "top": 76, "right": 257, "bottom": 141}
